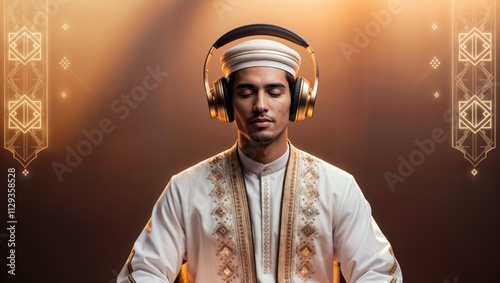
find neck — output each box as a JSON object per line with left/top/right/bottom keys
{"left": 237, "top": 134, "right": 289, "bottom": 164}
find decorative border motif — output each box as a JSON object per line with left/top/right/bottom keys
{"left": 4, "top": 0, "right": 48, "bottom": 175}
{"left": 208, "top": 153, "right": 240, "bottom": 282}
{"left": 388, "top": 246, "right": 399, "bottom": 283}
{"left": 296, "top": 154, "right": 320, "bottom": 280}
{"left": 277, "top": 146, "right": 300, "bottom": 282}
{"left": 452, "top": 0, "right": 496, "bottom": 175}
{"left": 208, "top": 147, "right": 257, "bottom": 282}
{"left": 262, "top": 176, "right": 271, "bottom": 273}
{"left": 228, "top": 149, "right": 256, "bottom": 282}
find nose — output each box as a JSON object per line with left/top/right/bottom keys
{"left": 253, "top": 90, "right": 269, "bottom": 112}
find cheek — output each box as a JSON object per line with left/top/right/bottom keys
{"left": 232, "top": 101, "right": 250, "bottom": 120}
{"left": 276, "top": 99, "right": 291, "bottom": 116}
{"left": 232, "top": 104, "right": 245, "bottom": 118}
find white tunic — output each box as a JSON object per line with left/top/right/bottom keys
{"left": 118, "top": 143, "right": 403, "bottom": 282}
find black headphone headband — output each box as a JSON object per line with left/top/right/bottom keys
{"left": 213, "top": 24, "right": 309, "bottom": 49}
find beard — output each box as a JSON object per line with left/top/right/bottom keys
{"left": 250, "top": 132, "right": 274, "bottom": 144}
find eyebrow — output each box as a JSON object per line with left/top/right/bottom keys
{"left": 235, "top": 82, "right": 286, "bottom": 89}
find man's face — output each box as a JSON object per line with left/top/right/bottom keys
{"left": 231, "top": 66, "right": 291, "bottom": 146}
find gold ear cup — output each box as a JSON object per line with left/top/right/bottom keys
{"left": 207, "top": 87, "right": 218, "bottom": 119}
{"left": 212, "top": 78, "right": 231, "bottom": 123}
{"left": 294, "top": 78, "right": 316, "bottom": 122}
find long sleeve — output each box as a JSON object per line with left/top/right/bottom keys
{"left": 332, "top": 175, "right": 403, "bottom": 282}
{"left": 117, "top": 179, "right": 186, "bottom": 283}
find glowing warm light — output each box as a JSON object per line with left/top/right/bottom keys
{"left": 458, "top": 27, "right": 492, "bottom": 65}
{"left": 62, "top": 23, "right": 69, "bottom": 30}
{"left": 8, "top": 95, "right": 42, "bottom": 133}
{"left": 471, "top": 169, "right": 477, "bottom": 176}
{"left": 458, "top": 96, "right": 492, "bottom": 133}
{"left": 430, "top": 57, "right": 440, "bottom": 69}
{"left": 434, "top": 92, "right": 440, "bottom": 98}
{"left": 60, "top": 57, "right": 71, "bottom": 69}
{"left": 8, "top": 27, "right": 42, "bottom": 64}
{"left": 22, "top": 169, "right": 29, "bottom": 176}
{"left": 432, "top": 23, "right": 438, "bottom": 30}
{"left": 61, "top": 91, "right": 67, "bottom": 98}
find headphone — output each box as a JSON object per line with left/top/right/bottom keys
{"left": 203, "top": 24, "right": 319, "bottom": 123}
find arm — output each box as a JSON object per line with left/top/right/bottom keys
{"left": 333, "top": 175, "right": 403, "bottom": 282}
{"left": 117, "top": 179, "right": 186, "bottom": 283}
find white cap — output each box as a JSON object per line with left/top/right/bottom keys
{"left": 220, "top": 39, "right": 301, "bottom": 78}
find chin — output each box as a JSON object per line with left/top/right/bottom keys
{"left": 250, "top": 133, "right": 275, "bottom": 144}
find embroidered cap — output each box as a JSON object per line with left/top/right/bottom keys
{"left": 220, "top": 39, "right": 301, "bottom": 78}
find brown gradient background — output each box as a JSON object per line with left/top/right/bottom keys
{"left": 1, "top": 0, "right": 499, "bottom": 282}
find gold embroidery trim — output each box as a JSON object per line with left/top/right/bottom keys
{"left": 126, "top": 250, "right": 137, "bottom": 283}
{"left": 263, "top": 177, "right": 271, "bottom": 273}
{"left": 208, "top": 149, "right": 240, "bottom": 282}
{"left": 388, "top": 246, "right": 399, "bottom": 282}
{"left": 228, "top": 145, "right": 257, "bottom": 282}
{"left": 295, "top": 152, "right": 320, "bottom": 280}
{"left": 277, "top": 145, "right": 300, "bottom": 282}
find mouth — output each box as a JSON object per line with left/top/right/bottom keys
{"left": 250, "top": 117, "right": 274, "bottom": 128}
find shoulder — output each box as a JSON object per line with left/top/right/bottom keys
{"left": 170, "top": 148, "right": 232, "bottom": 185}
{"left": 296, "top": 147, "right": 355, "bottom": 184}
{"left": 293, "top": 147, "right": 364, "bottom": 220}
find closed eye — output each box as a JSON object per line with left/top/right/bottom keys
{"left": 236, "top": 83, "right": 257, "bottom": 98}
{"left": 268, "top": 88, "right": 284, "bottom": 97}
{"left": 238, "top": 88, "right": 255, "bottom": 98}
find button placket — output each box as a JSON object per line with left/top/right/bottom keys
{"left": 261, "top": 173, "right": 271, "bottom": 273}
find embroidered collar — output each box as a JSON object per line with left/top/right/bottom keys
{"left": 237, "top": 144, "right": 290, "bottom": 176}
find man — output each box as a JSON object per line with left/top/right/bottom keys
{"left": 117, "top": 39, "right": 403, "bottom": 282}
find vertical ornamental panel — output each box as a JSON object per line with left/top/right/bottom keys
{"left": 4, "top": 0, "right": 48, "bottom": 175}
{"left": 452, "top": 0, "right": 496, "bottom": 175}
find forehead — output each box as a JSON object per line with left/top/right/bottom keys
{"left": 233, "top": 66, "right": 288, "bottom": 84}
